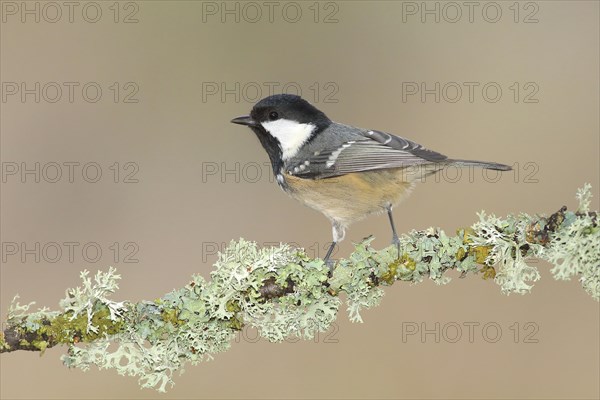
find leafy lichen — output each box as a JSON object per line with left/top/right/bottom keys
{"left": 1, "top": 186, "right": 598, "bottom": 391}
{"left": 545, "top": 184, "right": 599, "bottom": 299}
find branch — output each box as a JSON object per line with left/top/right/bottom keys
{"left": 1, "top": 185, "right": 598, "bottom": 392}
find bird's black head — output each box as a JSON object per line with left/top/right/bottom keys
{"left": 231, "top": 94, "right": 332, "bottom": 173}
{"left": 247, "top": 94, "right": 331, "bottom": 129}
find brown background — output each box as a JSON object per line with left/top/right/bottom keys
{"left": 1, "top": 1, "right": 599, "bottom": 399}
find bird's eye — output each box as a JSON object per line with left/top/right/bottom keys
{"left": 268, "top": 111, "right": 279, "bottom": 120}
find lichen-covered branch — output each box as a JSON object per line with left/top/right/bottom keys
{"left": 1, "top": 185, "right": 598, "bottom": 392}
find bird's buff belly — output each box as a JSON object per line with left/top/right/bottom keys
{"left": 281, "top": 168, "right": 416, "bottom": 227}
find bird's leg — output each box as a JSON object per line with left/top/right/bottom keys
{"left": 323, "top": 241, "right": 337, "bottom": 266}
{"left": 387, "top": 206, "right": 401, "bottom": 257}
{"left": 324, "top": 221, "right": 345, "bottom": 273}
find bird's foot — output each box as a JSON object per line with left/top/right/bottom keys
{"left": 324, "top": 258, "right": 336, "bottom": 277}
{"left": 391, "top": 234, "right": 401, "bottom": 258}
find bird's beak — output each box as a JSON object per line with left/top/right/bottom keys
{"left": 230, "top": 115, "right": 258, "bottom": 127}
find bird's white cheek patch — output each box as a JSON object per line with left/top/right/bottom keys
{"left": 261, "top": 119, "right": 316, "bottom": 160}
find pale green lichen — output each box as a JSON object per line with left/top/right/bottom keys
{"left": 65, "top": 240, "right": 343, "bottom": 391}
{"left": 59, "top": 268, "right": 126, "bottom": 334}
{"left": 63, "top": 271, "right": 235, "bottom": 392}
{"left": 330, "top": 238, "right": 385, "bottom": 323}
{"left": 211, "top": 240, "right": 339, "bottom": 341}
{"left": 470, "top": 211, "right": 542, "bottom": 295}
{"left": 545, "top": 184, "right": 599, "bottom": 299}
{"left": 1, "top": 186, "right": 598, "bottom": 391}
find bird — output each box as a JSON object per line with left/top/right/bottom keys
{"left": 231, "top": 94, "right": 511, "bottom": 265}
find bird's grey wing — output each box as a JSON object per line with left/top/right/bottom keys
{"left": 287, "top": 129, "right": 448, "bottom": 179}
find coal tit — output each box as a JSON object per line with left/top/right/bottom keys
{"left": 231, "top": 94, "right": 511, "bottom": 263}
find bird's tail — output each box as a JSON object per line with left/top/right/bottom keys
{"left": 447, "top": 159, "right": 512, "bottom": 171}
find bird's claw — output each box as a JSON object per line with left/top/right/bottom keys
{"left": 324, "top": 258, "right": 336, "bottom": 275}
